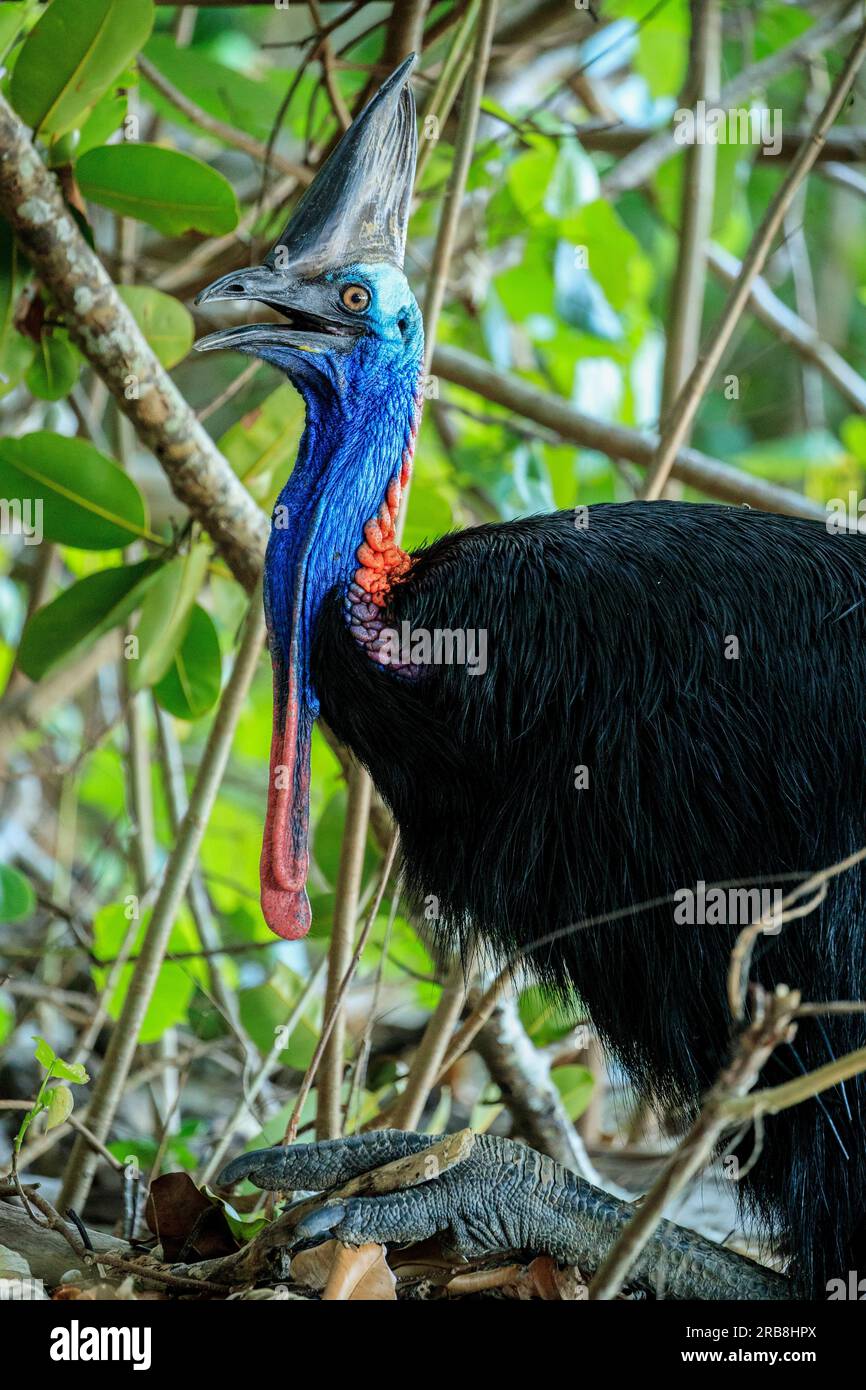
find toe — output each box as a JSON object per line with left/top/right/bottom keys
{"left": 218, "top": 1130, "right": 443, "bottom": 1192}
{"left": 311, "top": 1186, "right": 453, "bottom": 1249}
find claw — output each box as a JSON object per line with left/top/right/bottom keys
{"left": 294, "top": 1202, "right": 348, "bottom": 1241}
{"left": 217, "top": 1146, "right": 288, "bottom": 1190}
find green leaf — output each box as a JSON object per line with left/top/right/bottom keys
{"left": 24, "top": 331, "right": 79, "bottom": 400}
{"left": 19, "top": 558, "right": 163, "bottom": 681}
{"left": 77, "top": 143, "right": 239, "bottom": 236}
{"left": 238, "top": 977, "right": 320, "bottom": 1071}
{"left": 552, "top": 1064, "right": 595, "bottom": 1121}
{"left": 554, "top": 242, "right": 623, "bottom": 342}
{"left": 92, "top": 902, "right": 202, "bottom": 1042}
{"left": 141, "top": 34, "right": 290, "bottom": 145}
{"left": 0, "top": 864, "right": 35, "bottom": 922}
{"left": 44, "top": 1085, "right": 74, "bottom": 1131}
{"left": 10, "top": 0, "right": 154, "bottom": 139}
{"left": 118, "top": 285, "right": 194, "bottom": 369}
{"left": 153, "top": 603, "right": 222, "bottom": 720}
{"left": 131, "top": 544, "right": 209, "bottom": 689}
{"left": 507, "top": 141, "right": 557, "bottom": 222}
{"left": 32, "top": 1036, "right": 55, "bottom": 1070}
{"left": 0, "top": 2, "right": 30, "bottom": 62}
{"left": 50, "top": 1057, "right": 89, "bottom": 1085}
{"left": 0, "top": 432, "right": 148, "bottom": 549}
{"left": 0, "top": 995, "right": 12, "bottom": 1049}
{"left": 545, "top": 140, "right": 600, "bottom": 219}
{"left": 218, "top": 383, "right": 304, "bottom": 505}
{"left": 76, "top": 81, "right": 128, "bottom": 157}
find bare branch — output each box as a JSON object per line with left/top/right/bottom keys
{"left": 602, "top": 2, "right": 862, "bottom": 199}
{"left": 421, "top": 0, "right": 499, "bottom": 374}
{"left": 707, "top": 242, "right": 866, "bottom": 415}
{"left": 316, "top": 763, "right": 374, "bottom": 1139}
{"left": 642, "top": 21, "right": 866, "bottom": 500}
{"left": 432, "top": 344, "right": 828, "bottom": 521}
{"left": 660, "top": 0, "right": 721, "bottom": 424}
{"left": 0, "top": 91, "right": 268, "bottom": 591}
{"left": 588, "top": 986, "right": 799, "bottom": 1301}
{"left": 138, "top": 55, "right": 313, "bottom": 181}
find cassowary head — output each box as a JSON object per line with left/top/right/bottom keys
{"left": 195, "top": 55, "right": 422, "bottom": 396}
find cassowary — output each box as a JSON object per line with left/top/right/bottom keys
{"left": 196, "top": 58, "right": 866, "bottom": 1299}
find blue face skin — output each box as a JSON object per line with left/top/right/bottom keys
{"left": 262, "top": 261, "right": 424, "bottom": 717}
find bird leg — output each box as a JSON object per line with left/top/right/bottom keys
{"left": 218, "top": 1130, "right": 790, "bottom": 1300}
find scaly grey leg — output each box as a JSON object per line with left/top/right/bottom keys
{"left": 218, "top": 1130, "right": 791, "bottom": 1300}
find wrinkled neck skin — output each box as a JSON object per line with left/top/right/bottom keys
{"left": 262, "top": 337, "right": 423, "bottom": 939}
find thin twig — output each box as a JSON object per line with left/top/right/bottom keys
{"left": 138, "top": 55, "right": 313, "bottom": 181}
{"left": 421, "top": 0, "right": 498, "bottom": 375}
{"left": 642, "top": 20, "right": 866, "bottom": 499}
{"left": 588, "top": 986, "right": 800, "bottom": 1301}
{"left": 0, "top": 1181, "right": 227, "bottom": 1294}
{"left": 433, "top": 344, "right": 829, "bottom": 521}
{"left": 199, "top": 957, "right": 328, "bottom": 1187}
{"left": 727, "top": 846, "right": 866, "bottom": 1021}
{"left": 285, "top": 831, "right": 400, "bottom": 1146}
{"left": 659, "top": 0, "right": 721, "bottom": 431}
{"left": 706, "top": 242, "right": 866, "bottom": 415}
{"left": 389, "top": 953, "right": 473, "bottom": 1131}
{"left": 601, "top": 2, "right": 862, "bottom": 199}
{"left": 316, "top": 763, "right": 375, "bottom": 1140}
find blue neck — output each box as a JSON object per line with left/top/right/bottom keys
{"left": 264, "top": 355, "right": 421, "bottom": 715}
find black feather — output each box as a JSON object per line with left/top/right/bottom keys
{"left": 314, "top": 500, "right": 866, "bottom": 1297}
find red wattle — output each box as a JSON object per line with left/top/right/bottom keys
{"left": 259, "top": 662, "right": 313, "bottom": 939}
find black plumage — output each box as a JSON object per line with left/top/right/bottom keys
{"left": 315, "top": 500, "right": 866, "bottom": 1297}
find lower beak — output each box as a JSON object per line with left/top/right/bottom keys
{"left": 194, "top": 322, "right": 329, "bottom": 355}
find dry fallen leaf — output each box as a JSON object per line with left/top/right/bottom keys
{"left": 322, "top": 1242, "right": 396, "bottom": 1301}
{"left": 145, "top": 1171, "right": 238, "bottom": 1262}
{"left": 292, "top": 1240, "right": 397, "bottom": 1300}
{"left": 510, "top": 1257, "right": 589, "bottom": 1301}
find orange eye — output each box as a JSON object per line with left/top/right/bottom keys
{"left": 341, "top": 284, "right": 371, "bottom": 312}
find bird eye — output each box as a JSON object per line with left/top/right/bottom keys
{"left": 341, "top": 284, "right": 371, "bottom": 312}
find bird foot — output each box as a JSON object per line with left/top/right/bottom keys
{"left": 218, "top": 1129, "right": 790, "bottom": 1300}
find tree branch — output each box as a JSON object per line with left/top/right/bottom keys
{"left": 316, "top": 763, "right": 374, "bottom": 1139}
{"left": 707, "top": 242, "right": 866, "bottom": 415}
{"left": 602, "top": 2, "right": 862, "bottom": 199}
{"left": 138, "top": 55, "right": 313, "bottom": 181}
{"left": 432, "top": 344, "right": 828, "bottom": 521}
{"left": 641, "top": 18, "right": 866, "bottom": 498}
{"left": 421, "top": 0, "right": 499, "bottom": 374}
{"left": 0, "top": 91, "right": 268, "bottom": 591}
{"left": 659, "top": 0, "right": 721, "bottom": 425}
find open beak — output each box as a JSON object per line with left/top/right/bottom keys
{"left": 194, "top": 53, "right": 417, "bottom": 360}
{"left": 194, "top": 265, "right": 362, "bottom": 355}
